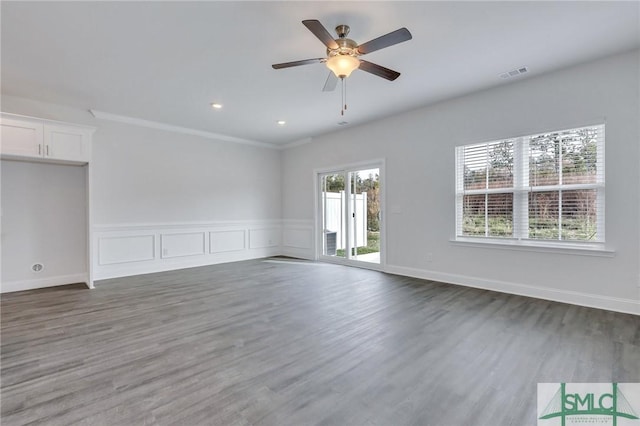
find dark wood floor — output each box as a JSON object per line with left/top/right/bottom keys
{"left": 2, "top": 258, "right": 639, "bottom": 425}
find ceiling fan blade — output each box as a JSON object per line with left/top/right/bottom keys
{"left": 272, "top": 58, "right": 325, "bottom": 69}
{"left": 358, "top": 60, "right": 401, "bottom": 81}
{"left": 357, "top": 28, "right": 412, "bottom": 55}
{"left": 302, "top": 20, "right": 339, "bottom": 50}
{"left": 322, "top": 72, "right": 338, "bottom": 92}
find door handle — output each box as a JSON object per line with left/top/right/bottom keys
{"left": 38, "top": 144, "right": 41, "bottom": 155}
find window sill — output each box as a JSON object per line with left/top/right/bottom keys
{"left": 450, "top": 237, "right": 615, "bottom": 257}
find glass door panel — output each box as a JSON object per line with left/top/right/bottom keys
{"left": 349, "top": 168, "right": 380, "bottom": 264}
{"left": 319, "top": 165, "right": 382, "bottom": 266}
{"left": 320, "top": 173, "right": 346, "bottom": 258}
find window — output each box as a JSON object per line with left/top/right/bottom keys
{"left": 455, "top": 124, "right": 604, "bottom": 247}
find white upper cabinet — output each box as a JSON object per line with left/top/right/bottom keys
{"left": 1, "top": 113, "right": 94, "bottom": 164}
{"left": 44, "top": 124, "right": 91, "bottom": 162}
{"left": 1, "top": 117, "right": 43, "bottom": 158}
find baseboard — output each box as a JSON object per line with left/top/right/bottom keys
{"left": 279, "top": 247, "right": 314, "bottom": 260}
{"left": 1, "top": 273, "right": 89, "bottom": 293}
{"left": 385, "top": 264, "right": 640, "bottom": 316}
{"left": 95, "top": 247, "right": 281, "bottom": 281}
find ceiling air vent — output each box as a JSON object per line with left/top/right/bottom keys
{"left": 500, "top": 66, "right": 528, "bottom": 79}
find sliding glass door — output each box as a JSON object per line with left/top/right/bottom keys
{"left": 318, "top": 164, "right": 383, "bottom": 267}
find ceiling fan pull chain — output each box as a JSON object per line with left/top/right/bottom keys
{"left": 340, "top": 77, "right": 348, "bottom": 116}
{"left": 341, "top": 77, "right": 345, "bottom": 116}
{"left": 344, "top": 78, "right": 348, "bottom": 112}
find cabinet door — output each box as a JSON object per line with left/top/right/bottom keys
{"left": 0, "top": 117, "right": 44, "bottom": 158}
{"left": 44, "top": 124, "right": 90, "bottom": 162}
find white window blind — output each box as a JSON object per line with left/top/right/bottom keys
{"left": 455, "top": 124, "right": 604, "bottom": 245}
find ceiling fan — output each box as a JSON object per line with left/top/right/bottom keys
{"left": 272, "top": 20, "right": 412, "bottom": 93}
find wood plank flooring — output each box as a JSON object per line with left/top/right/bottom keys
{"left": 2, "top": 258, "right": 639, "bottom": 425}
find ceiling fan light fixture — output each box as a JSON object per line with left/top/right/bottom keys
{"left": 326, "top": 55, "right": 360, "bottom": 78}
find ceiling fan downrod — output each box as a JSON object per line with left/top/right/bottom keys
{"left": 335, "top": 24, "right": 350, "bottom": 39}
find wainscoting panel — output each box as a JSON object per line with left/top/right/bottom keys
{"left": 161, "top": 232, "right": 206, "bottom": 259}
{"left": 98, "top": 234, "right": 155, "bottom": 265}
{"left": 249, "top": 228, "right": 280, "bottom": 249}
{"left": 283, "top": 228, "right": 312, "bottom": 249}
{"left": 210, "top": 230, "right": 246, "bottom": 253}
{"left": 93, "top": 221, "right": 281, "bottom": 280}
{"left": 281, "top": 220, "right": 314, "bottom": 260}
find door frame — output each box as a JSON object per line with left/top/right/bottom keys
{"left": 313, "top": 159, "right": 386, "bottom": 271}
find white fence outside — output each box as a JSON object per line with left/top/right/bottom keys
{"left": 322, "top": 191, "right": 367, "bottom": 251}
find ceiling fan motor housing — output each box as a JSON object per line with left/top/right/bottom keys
{"left": 327, "top": 37, "right": 358, "bottom": 57}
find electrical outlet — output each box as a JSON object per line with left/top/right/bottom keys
{"left": 162, "top": 248, "right": 168, "bottom": 256}
{"left": 426, "top": 252, "right": 433, "bottom": 262}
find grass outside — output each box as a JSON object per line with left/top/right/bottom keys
{"left": 336, "top": 231, "right": 380, "bottom": 257}
{"left": 463, "top": 215, "right": 596, "bottom": 240}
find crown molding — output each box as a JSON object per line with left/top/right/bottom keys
{"left": 280, "top": 137, "right": 313, "bottom": 150}
{"left": 1, "top": 111, "right": 96, "bottom": 132}
{"left": 89, "top": 109, "right": 280, "bottom": 150}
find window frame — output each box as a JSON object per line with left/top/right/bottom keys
{"left": 454, "top": 124, "right": 605, "bottom": 251}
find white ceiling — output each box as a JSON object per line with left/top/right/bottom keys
{"left": 2, "top": 1, "right": 638, "bottom": 147}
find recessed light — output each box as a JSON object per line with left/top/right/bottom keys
{"left": 211, "top": 103, "right": 223, "bottom": 109}
{"left": 277, "top": 120, "right": 286, "bottom": 126}
{"left": 338, "top": 121, "right": 349, "bottom": 126}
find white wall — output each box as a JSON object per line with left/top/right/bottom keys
{"left": 1, "top": 160, "right": 87, "bottom": 291}
{"left": 90, "top": 121, "right": 282, "bottom": 225}
{"left": 282, "top": 50, "right": 640, "bottom": 314}
{"left": 1, "top": 95, "right": 282, "bottom": 282}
